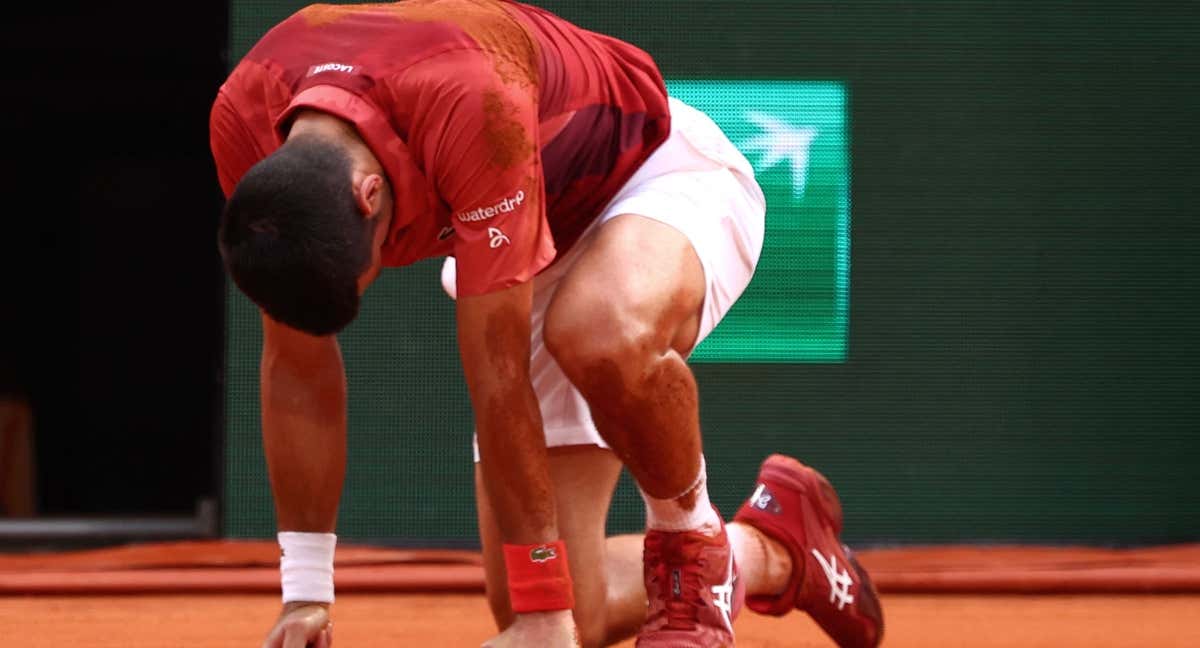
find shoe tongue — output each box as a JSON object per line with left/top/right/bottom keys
{"left": 660, "top": 531, "right": 710, "bottom": 563}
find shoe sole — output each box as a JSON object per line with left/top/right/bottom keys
{"left": 846, "top": 548, "right": 885, "bottom": 644}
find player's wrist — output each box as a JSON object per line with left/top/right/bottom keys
{"left": 502, "top": 540, "right": 575, "bottom": 613}
{"left": 513, "top": 608, "right": 574, "bottom": 625}
{"left": 281, "top": 600, "right": 331, "bottom": 613}
{"left": 278, "top": 531, "right": 337, "bottom": 604}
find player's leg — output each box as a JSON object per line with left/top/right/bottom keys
{"left": 542, "top": 95, "right": 765, "bottom": 533}
{"left": 733, "top": 455, "right": 885, "bottom": 647}
{"left": 476, "top": 445, "right": 622, "bottom": 648}
{"left": 540, "top": 95, "right": 770, "bottom": 646}
{"left": 541, "top": 92, "right": 890, "bottom": 648}
{"left": 478, "top": 454, "right": 796, "bottom": 648}
{"left": 545, "top": 213, "right": 707, "bottom": 501}
{"left": 600, "top": 521, "right": 795, "bottom": 632}
{"left": 594, "top": 458, "right": 887, "bottom": 648}
{"left": 544, "top": 211, "right": 747, "bottom": 647}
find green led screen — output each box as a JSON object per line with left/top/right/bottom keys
{"left": 670, "top": 80, "right": 849, "bottom": 362}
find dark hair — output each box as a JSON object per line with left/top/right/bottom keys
{"left": 218, "top": 136, "right": 372, "bottom": 336}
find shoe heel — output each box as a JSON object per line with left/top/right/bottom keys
{"left": 762, "top": 455, "right": 844, "bottom": 534}
{"left": 809, "top": 469, "right": 844, "bottom": 536}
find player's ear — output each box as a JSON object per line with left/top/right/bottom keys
{"left": 352, "top": 172, "right": 386, "bottom": 218}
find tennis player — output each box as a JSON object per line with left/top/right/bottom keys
{"left": 210, "top": 1, "right": 881, "bottom": 646}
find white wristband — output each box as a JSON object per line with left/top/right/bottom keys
{"left": 279, "top": 531, "right": 337, "bottom": 604}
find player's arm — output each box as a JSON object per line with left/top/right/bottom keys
{"left": 257, "top": 312, "right": 345, "bottom": 648}
{"left": 211, "top": 90, "right": 339, "bottom": 648}
{"left": 456, "top": 281, "right": 554, "bottom": 543}
{"left": 409, "top": 48, "right": 559, "bottom": 548}
{"left": 407, "top": 47, "right": 574, "bottom": 641}
{"left": 211, "top": 91, "right": 347, "bottom": 535}
{"left": 458, "top": 283, "right": 579, "bottom": 647}
{"left": 260, "top": 311, "right": 346, "bottom": 534}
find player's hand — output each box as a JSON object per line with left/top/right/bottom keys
{"left": 261, "top": 602, "right": 333, "bottom": 648}
{"left": 481, "top": 610, "right": 580, "bottom": 648}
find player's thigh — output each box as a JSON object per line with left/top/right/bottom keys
{"left": 546, "top": 213, "right": 706, "bottom": 358}
{"left": 476, "top": 444, "right": 622, "bottom": 645}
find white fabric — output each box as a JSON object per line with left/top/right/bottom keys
{"left": 640, "top": 455, "right": 723, "bottom": 532}
{"left": 278, "top": 531, "right": 337, "bottom": 603}
{"left": 443, "top": 97, "right": 766, "bottom": 460}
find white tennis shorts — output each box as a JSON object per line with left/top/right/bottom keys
{"left": 443, "top": 97, "right": 767, "bottom": 460}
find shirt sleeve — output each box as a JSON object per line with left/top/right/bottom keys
{"left": 209, "top": 89, "right": 267, "bottom": 199}
{"left": 403, "top": 48, "right": 556, "bottom": 297}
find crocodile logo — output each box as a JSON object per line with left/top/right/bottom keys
{"left": 530, "top": 545, "right": 558, "bottom": 563}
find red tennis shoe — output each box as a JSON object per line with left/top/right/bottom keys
{"left": 636, "top": 513, "right": 745, "bottom": 647}
{"left": 733, "top": 455, "right": 883, "bottom": 648}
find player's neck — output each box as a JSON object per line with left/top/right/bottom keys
{"left": 287, "top": 110, "right": 366, "bottom": 152}
{"left": 287, "top": 110, "right": 381, "bottom": 176}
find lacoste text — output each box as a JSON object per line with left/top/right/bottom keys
{"left": 308, "top": 62, "right": 356, "bottom": 75}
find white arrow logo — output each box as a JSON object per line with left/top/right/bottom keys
{"left": 741, "top": 111, "right": 819, "bottom": 200}
{"left": 811, "top": 548, "right": 855, "bottom": 611}
{"left": 711, "top": 550, "right": 735, "bottom": 633}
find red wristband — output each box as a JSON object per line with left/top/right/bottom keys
{"left": 503, "top": 540, "right": 575, "bottom": 613}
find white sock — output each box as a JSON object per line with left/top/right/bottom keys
{"left": 640, "top": 456, "right": 723, "bottom": 535}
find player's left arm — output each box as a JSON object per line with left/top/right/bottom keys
{"left": 408, "top": 48, "right": 561, "bottom": 546}
{"left": 455, "top": 281, "right": 555, "bottom": 542}
{"left": 409, "top": 42, "right": 575, "bottom": 644}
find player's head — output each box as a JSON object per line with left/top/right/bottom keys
{"left": 217, "top": 134, "right": 392, "bottom": 336}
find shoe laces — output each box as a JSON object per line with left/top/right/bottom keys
{"left": 645, "top": 532, "right": 710, "bottom": 631}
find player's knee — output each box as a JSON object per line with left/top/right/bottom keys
{"left": 544, "top": 296, "right": 656, "bottom": 387}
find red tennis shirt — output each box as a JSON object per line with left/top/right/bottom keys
{"left": 209, "top": 0, "right": 671, "bottom": 296}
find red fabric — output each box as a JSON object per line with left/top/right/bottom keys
{"left": 502, "top": 540, "right": 574, "bottom": 612}
{"left": 209, "top": 0, "right": 670, "bottom": 296}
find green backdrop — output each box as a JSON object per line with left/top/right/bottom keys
{"left": 223, "top": 1, "right": 1200, "bottom": 547}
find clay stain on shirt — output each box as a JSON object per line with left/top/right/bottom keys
{"left": 482, "top": 90, "right": 534, "bottom": 170}
{"left": 303, "top": 1, "right": 540, "bottom": 90}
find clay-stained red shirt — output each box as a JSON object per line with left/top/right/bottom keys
{"left": 209, "top": 0, "right": 670, "bottom": 296}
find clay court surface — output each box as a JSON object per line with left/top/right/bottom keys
{"left": 2, "top": 592, "right": 1198, "bottom": 647}
{"left": 3, "top": 541, "right": 1199, "bottom": 646}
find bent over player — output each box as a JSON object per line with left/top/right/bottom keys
{"left": 209, "top": 1, "right": 882, "bottom": 646}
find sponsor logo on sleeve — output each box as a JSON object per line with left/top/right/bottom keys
{"left": 487, "top": 227, "right": 511, "bottom": 248}
{"left": 456, "top": 190, "right": 525, "bottom": 223}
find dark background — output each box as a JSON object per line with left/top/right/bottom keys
{"left": 0, "top": 5, "right": 229, "bottom": 517}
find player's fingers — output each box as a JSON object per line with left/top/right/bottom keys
{"left": 261, "top": 624, "right": 285, "bottom": 648}
{"left": 314, "top": 626, "right": 332, "bottom": 648}
{"left": 279, "top": 620, "right": 319, "bottom": 648}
